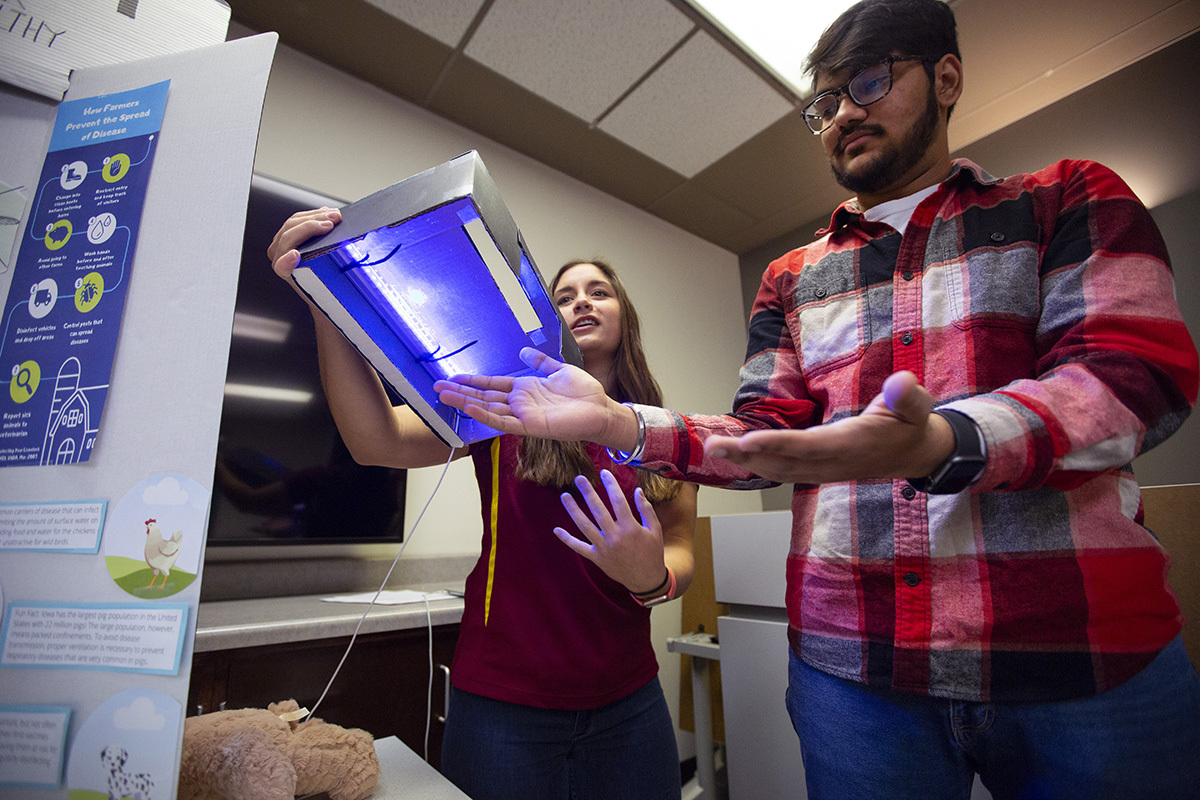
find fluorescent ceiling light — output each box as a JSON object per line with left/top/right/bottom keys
{"left": 223, "top": 383, "right": 313, "bottom": 404}
{"left": 686, "top": 0, "right": 860, "bottom": 95}
{"left": 232, "top": 311, "right": 292, "bottom": 343}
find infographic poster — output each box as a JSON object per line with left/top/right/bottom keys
{"left": 0, "top": 81, "right": 168, "bottom": 467}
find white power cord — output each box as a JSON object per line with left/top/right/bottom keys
{"left": 423, "top": 592, "right": 434, "bottom": 761}
{"left": 305, "top": 439, "right": 459, "bottom": 731}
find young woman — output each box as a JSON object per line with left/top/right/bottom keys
{"left": 268, "top": 208, "right": 697, "bottom": 800}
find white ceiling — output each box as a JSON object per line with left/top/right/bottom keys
{"left": 595, "top": 31, "right": 794, "bottom": 176}
{"left": 364, "top": 0, "right": 486, "bottom": 47}
{"left": 365, "top": 0, "right": 800, "bottom": 178}
{"left": 242, "top": 0, "right": 1200, "bottom": 253}
{"left": 361, "top": 0, "right": 1199, "bottom": 178}
{"left": 461, "top": 0, "right": 693, "bottom": 122}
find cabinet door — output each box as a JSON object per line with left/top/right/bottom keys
{"left": 718, "top": 614, "right": 806, "bottom": 798}
{"left": 188, "top": 625, "right": 459, "bottom": 769}
{"left": 717, "top": 616, "right": 994, "bottom": 800}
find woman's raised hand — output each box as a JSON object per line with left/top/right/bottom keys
{"left": 266, "top": 207, "right": 341, "bottom": 283}
{"left": 435, "top": 347, "right": 630, "bottom": 446}
{"left": 554, "top": 470, "right": 666, "bottom": 594}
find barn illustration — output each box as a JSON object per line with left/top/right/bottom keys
{"left": 40, "top": 356, "right": 103, "bottom": 465}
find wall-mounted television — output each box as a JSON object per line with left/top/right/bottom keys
{"left": 206, "top": 174, "right": 406, "bottom": 552}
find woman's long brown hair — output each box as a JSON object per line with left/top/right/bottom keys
{"left": 516, "top": 259, "right": 681, "bottom": 504}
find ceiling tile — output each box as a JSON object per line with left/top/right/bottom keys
{"left": 237, "top": 0, "right": 1200, "bottom": 257}
{"left": 363, "top": 0, "right": 488, "bottom": 47}
{"left": 647, "top": 180, "right": 757, "bottom": 249}
{"left": 429, "top": 56, "right": 687, "bottom": 209}
{"left": 689, "top": 111, "right": 835, "bottom": 221}
{"left": 598, "top": 31, "right": 794, "bottom": 178}
{"left": 233, "top": 0, "right": 453, "bottom": 103}
{"left": 464, "top": 0, "right": 694, "bottom": 122}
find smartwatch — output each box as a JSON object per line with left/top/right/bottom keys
{"left": 907, "top": 409, "right": 986, "bottom": 495}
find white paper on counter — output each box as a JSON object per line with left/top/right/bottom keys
{"left": 322, "top": 591, "right": 458, "bottom": 605}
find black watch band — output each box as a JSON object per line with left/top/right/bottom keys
{"left": 907, "top": 409, "right": 985, "bottom": 495}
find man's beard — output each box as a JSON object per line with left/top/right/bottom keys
{"left": 830, "top": 86, "right": 940, "bottom": 195}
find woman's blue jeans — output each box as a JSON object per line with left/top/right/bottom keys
{"left": 785, "top": 635, "right": 1200, "bottom": 799}
{"left": 440, "top": 676, "right": 681, "bottom": 800}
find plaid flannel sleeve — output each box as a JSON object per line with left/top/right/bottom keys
{"left": 636, "top": 261, "right": 822, "bottom": 487}
{"left": 947, "top": 160, "right": 1199, "bottom": 492}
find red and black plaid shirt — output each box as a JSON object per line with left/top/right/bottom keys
{"left": 636, "top": 159, "right": 1198, "bottom": 702}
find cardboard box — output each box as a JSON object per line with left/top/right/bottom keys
{"left": 293, "top": 150, "right": 582, "bottom": 448}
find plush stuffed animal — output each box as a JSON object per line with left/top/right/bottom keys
{"left": 178, "top": 699, "right": 380, "bottom": 800}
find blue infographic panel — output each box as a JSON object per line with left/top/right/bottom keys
{"left": 0, "top": 601, "right": 188, "bottom": 676}
{"left": 0, "top": 81, "right": 168, "bottom": 467}
{"left": 0, "top": 705, "right": 71, "bottom": 790}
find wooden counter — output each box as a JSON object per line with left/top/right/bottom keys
{"left": 190, "top": 587, "right": 465, "bottom": 769}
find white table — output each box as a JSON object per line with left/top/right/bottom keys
{"left": 299, "top": 736, "right": 469, "bottom": 799}
{"left": 370, "top": 736, "right": 469, "bottom": 799}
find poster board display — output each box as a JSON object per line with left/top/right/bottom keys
{"left": 0, "top": 80, "right": 170, "bottom": 467}
{"left": 0, "top": 32, "right": 277, "bottom": 798}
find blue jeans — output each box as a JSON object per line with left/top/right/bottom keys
{"left": 785, "top": 636, "right": 1200, "bottom": 800}
{"left": 440, "top": 676, "right": 681, "bottom": 800}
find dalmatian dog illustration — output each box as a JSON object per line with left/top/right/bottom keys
{"left": 100, "top": 744, "right": 154, "bottom": 800}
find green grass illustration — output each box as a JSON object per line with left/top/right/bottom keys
{"left": 105, "top": 555, "right": 196, "bottom": 597}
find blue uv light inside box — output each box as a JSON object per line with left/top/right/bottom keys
{"left": 292, "top": 152, "right": 580, "bottom": 448}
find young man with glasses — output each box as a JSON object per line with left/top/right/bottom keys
{"left": 438, "top": 1, "right": 1200, "bottom": 796}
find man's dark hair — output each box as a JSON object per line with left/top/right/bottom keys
{"left": 804, "top": 0, "right": 960, "bottom": 90}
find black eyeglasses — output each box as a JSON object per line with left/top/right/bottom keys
{"left": 802, "top": 55, "right": 934, "bottom": 134}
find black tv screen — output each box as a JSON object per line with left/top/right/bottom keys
{"left": 208, "top": 175, "right": 406, "bottom": 547}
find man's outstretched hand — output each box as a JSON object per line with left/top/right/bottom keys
{"left": 704, "top": 371, "right": 954, "bottom": 485}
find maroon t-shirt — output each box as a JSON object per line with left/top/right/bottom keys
{"left": 449, "top": 434, "right": 658, "bottom": 709}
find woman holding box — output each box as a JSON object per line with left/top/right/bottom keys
{"left": 268, "top": 207, "right": 697, "bottom": 800}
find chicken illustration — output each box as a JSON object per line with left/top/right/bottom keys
{"left": 143, "top": 518, "right": 183, "bottom": 589}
